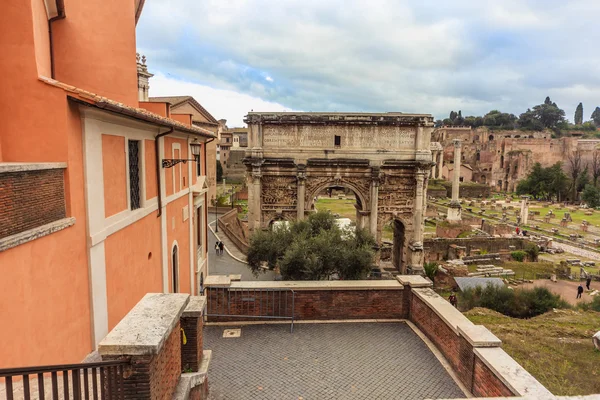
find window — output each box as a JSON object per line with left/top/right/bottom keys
{"left": 459, "top": 177, "right": 464, "bottom": 182}
{"left": 197, "top": 206, "right": 204, "bottom": 254}
{"left": 226, "top": 138, "right": 230, "bottom": 143}
{"left": 334, "top": 135, "right": 341, "bottom": 147}
{"left": 128, "top": 140, "right": 141, "bottom": 210}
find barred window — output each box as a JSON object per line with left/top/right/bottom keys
{"left": 128, "top": 140, "right": 141, "bottom": 210}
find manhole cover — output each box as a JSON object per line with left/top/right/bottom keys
{"left": 223, "top": 328, "right": 241, "bottom": 338}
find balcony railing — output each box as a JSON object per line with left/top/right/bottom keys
{"left": 0, "top": 360, "right": 129, "bottom": 400}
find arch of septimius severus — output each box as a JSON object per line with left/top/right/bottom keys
{"left": 243, "top": 112, "right": 434, "bottom": 274}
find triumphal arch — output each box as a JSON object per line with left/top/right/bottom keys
{"left": 243, "top": 112, "right": 434, "bottom": 274}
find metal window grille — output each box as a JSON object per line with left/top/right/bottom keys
{"left": 128, "top": 140, "right": 141, "bottom": 210}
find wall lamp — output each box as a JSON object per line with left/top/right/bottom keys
{"left": 162, "top": 138, "right": 201, "bottom": 168}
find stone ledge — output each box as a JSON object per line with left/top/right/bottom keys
{"left": 0, "top": 217, "right": 75, "bottom": 253}
{"left": 204, "top": 275, "right": 231, "bottom": 287}
{"left": 0, "top": 162, "right": 67, "bottom": 173}
{"left": 229, "top": 280, "right": 403, "bottom": 291}
{"left": 396, "top": 275, "right": 432, "bottom": 288}
{"left": 412, "top": 288, "right": 475, "bottom": 335}
{"left": 173, "top": 350, "right": 212, "bottom": 400}
{"left": 182, "top": 296, "right": 206, "bottom": 317}
{"left": 474, "top": 347, "right": 553, "bottom": 398}
{"left": 98, "top": 293, "right": 190, "bottom": 356}
{"left": 457, "top": 325, "right": 501, "bottom": 348}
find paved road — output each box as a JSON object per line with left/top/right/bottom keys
{"left": 205, "top": 323, "right": 465, "bottom": 400}
{"left": 208, "top": 214, "right": 275, "bottom": 281}
{"left": 552, "top": 241, "right": 600, "bottom": 261}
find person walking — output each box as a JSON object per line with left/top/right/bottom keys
{"left": 586, "top": 277, "right": 592, "bottom": 291}
{"left": 218, "top": 241, "right": 224, "bottom": 255}
{"left": 577, "top": 283, "right": 584, "bottom": 299}
{"left": 214, "top": 241, "right": 219, "bottom": 255}
{"left": 515, "top": 226, "right": 520, "bottom": 235}
{"left": 449, "top": 293, "right": 458, "bottom": 308}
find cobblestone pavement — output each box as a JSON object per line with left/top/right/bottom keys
{"left": 204, "top": 323, "right": 465, "bottom": 400}
{"left": 552, "top": 241, "right": 600, "bottom": 261}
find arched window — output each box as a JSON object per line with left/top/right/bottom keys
{"left": 489, "top": 135, "right": 494, "bottom": 141}
{"left": 172, "top": 243, "right": 179, "bottom": 293}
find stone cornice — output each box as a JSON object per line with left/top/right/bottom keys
{"left": 244, "top": 112, "right": 434, "bottom": 127}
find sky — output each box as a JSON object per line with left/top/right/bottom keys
{"left": 136, "top": 0, "right": 600, "bottom": 127}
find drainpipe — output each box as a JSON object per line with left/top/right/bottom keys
{"left": 48, "top": 16, "right": 65, "bottom": 79}
{"left": 155, "top": 128, "right": 174, "bottom": 217}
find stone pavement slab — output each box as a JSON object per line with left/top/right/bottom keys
{"left": 204, "top": 322, "right": 465, "bottom": 399}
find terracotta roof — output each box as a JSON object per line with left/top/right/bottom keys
{"left": 149, "top": 96, "right": 218, "bottom": 124}
{"left": 39, "top": 77, "right": 216, "bottom": 139}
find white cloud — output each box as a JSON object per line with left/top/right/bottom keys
{"left": 265, "top": 76, "right": 274, "bottom": 83}
{"left": 148, "top": 72, "right": 290, "bottom": 127}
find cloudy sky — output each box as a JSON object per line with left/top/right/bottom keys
{"left": 136, "top": 0, "right": 600, "bottom": 127}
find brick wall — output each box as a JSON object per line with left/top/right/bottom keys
{"left": 424, "top": 237, "right": 525, "bottom": 261}
{"left": 181, "top": 315, "right": 203, "bottom": 372}
{"left": 0, "top": 169, "right": 66, "bottom": 239}
{"left": 472, "top": 356, "right": 514, "bottom": 397}
{"left": 206, "top": 288, "right": 405, "bottom": 321}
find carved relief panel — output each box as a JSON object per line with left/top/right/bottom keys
{"left": 261, "top": 176, "right": 297, "bottom": 206}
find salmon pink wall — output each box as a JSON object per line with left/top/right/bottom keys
{"left": 104, "top": 211, "right": 163, "bottom": 329}
{"left": 144, "top": 139, "right": 157, "bottom": 200}
{"left": 139, "top": 102, "right": 170, "bottom": 118}
{"left": 171, "top": 114, "right": 192, "bottom": 126}
{"left": 167, "top": 195, "right": 191, "bottom": 294}
{"left": 51, "top": 0, "right": 138, "bottom": 106}
{"left": 31, "top": 0, "right": 51, "bottom": 77}
{"left": 164, "top": 137, "right": 189, "bottom": 196}
{"left": 102, "top": 135, "right": 127, "bottom": 217}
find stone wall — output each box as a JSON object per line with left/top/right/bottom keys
{"left": 217, "top": 209, "right": 249, "bottom": 254}
{"left": 436, "top": 222, "right": 473, "bottom": 238}
{"left": 0, "top": 167, "right": 66, "bottom": 239}
{"left": 424, "top": 237, "right": 526, "bottom": 261}
{"left": 441, "top": 181, "right": 491, "bottom": 198}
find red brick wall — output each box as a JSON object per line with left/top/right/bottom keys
{"left": 206, "top": 288, "right": 405, "bottom": 321}
{"left": 0, "top": 169, "right": 66, "bottom": 239}
{"left": 472, "top": 356, "right": 514, "bottom": 397}
{"left": 181, "top": 316, "right": 203, "bottom": 372}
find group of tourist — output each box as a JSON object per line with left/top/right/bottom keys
{"left": 214, "top": 241, "right": 225, "bottom": 255}
{"left": 577, "top": 277, "right": 593, "bottom": 299}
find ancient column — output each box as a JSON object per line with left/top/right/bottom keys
{"left": 408, "top": 169, "right": 427, "bottom": 275}
{"left": 437, "top": 152, "right": 444, "bottom": 179}
{"left": 296, "top": 166, "right": 306, "bottom": 220}
{"left": 447, "top": 139, "right": 462, "bottom": 221}
{"left": 247, "top": 165, "right": 262, "bottom": 231}
{"left": 520, "top": 196, "right": 529, "bottom": 225}
{"left": 369, "top": 167, "right": 380, "bottom": 238}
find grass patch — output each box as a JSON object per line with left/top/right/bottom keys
{"left": 465, "top": 307, "right": 600, "bottom": 396}
{"left": 315, "top": 198, "right": 357, "bottom": 220}
{"left": 501, "top": 261, "right": 555, "bottom": 280}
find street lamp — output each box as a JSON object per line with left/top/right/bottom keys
{"left": 214, "top": 195, "right": 219, "bottom": 233}
{"left": 162, "top": 138, "right": 202, "bottom": 168}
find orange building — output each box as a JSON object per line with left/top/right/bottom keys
{"left": 0, "top": 0, "right": 215, "bottom": 368}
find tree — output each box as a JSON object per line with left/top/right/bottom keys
{"left": 246, "top": 211, "right": 376, "bottom": 280}
{"left": 516, "top": 162, "right": 569, "bottom": 200}
{"left": 544, "top": 96, "right": 552, "bottom": 105}
{"left": 582, "top": 184, "right": 600, "bottom": 208}
{"left": 483, "top": 110, "right": 517, "bottom": 130}
{"left": 454, "top": 110, "right": 464, "bottom": 125}
{"left": 449, "top": 111, "right": 458, "bottom": 121}
{"left": 216, "top": 160, "right": 223, "bottom": 181}
{"left": 574, "top": 102, "right": 583, "bottom": 125}
{"left": 591, "top": 151, "right": 600, "bottom": 186}
{"left": 517, "top": 109, "right": 544, "bottom": 131}
{"left": 592, "top": 107, "right": 600, "bottom": 127}
{"left": 567, "top": 151, "right": 584, "bottom": 201}
{"left": 518, "top": 98, "right": 566, "bottom": 130}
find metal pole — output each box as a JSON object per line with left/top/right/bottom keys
{"left": 215, "top": 197, "right": 219, "bottom": 233}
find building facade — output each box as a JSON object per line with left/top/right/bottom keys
{"left": 0, "top": 0, "right": 214, "bottom": 368}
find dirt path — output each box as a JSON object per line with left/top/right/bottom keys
{"left": 521, "top": 279, "right": 597, "bottom": 306}
{"left": 552, "top": 241, "right": 600, "bottom": 260}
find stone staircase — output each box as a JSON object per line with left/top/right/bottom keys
{"left": 468, "top": 264, "right": 515, "bottom": 277}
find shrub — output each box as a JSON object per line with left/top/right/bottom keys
{"left": 578, "top": 296, "right": 600, "bottom": 312}
{"left": 524, "top": 243, "right": 539, "bottom": 262}
{"left": 424, "top": 262, "right": 438, "bottom": 282}
{"left": 511, "top": 250, "right": 526, "bottom": 262}
{"left": 459, "top": 284, "right": 569, "bottom": 318}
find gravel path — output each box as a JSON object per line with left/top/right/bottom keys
{"left": 552, "top": 241, "right": 600, "bottom": 260}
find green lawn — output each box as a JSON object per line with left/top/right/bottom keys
{"left": 466, "top": 308, "right": 600, "bottom": 396}
{"left": 315, "top": 197, "right": 357, "bottom": 220}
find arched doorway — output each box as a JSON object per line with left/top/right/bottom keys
{"left": 392, "top": 219, "right": 406, "bottom": 272}
{"left": 172, "top": 244, "right": 179, "bottom": 293}
{"left": 306, "top": 180, "right": 370, "bottom": 230}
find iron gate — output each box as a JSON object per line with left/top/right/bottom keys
{"left": 205, "top": 287, "right": 295, "bottom": 332}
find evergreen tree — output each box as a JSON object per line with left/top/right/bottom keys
{"left": 574, "top": 102, "right": 583, "bottom": 125}
{"left": 449, "top": 111, "right": 457, "bottom": 121}
{"left": 544, "top": 96, "right": 552, "bottom": 105}
{"left": 592, "top": 107, "right": 600, "bottom": 127}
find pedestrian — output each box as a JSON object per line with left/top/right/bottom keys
{"left": 577, "top": 283, "right": 584, "bottom": 299}
{"left": 214, "top": 241, "right": 219, "bottom": 255}
{"left": 218, "top": 241, "right": 224, "bottom": 255}
{"left": 449, "top": 292, "right": 458, "bottom": 308}
{"left": 516, "top": 226, "right": 520, "bottom": 235}
{"left": 586, "top": 277, "right": 592, "bottom": 291}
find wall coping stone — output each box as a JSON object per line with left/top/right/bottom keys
{"left": 0, "top": 217, "right": 75, "bottom": 253}
{"left": 412, "top": 288, "right": 475, "bottom": 335}
{"left": 204, "top": 275, "right": 231, "bottom": 287}
{"left": 98, "top": 293, "right": 190, "bottom": 356}
{"left": 228, "top": 280, "right": 403, "bottom": 291}
{"left": 396, "top": 275, "right": 432, "bottom": 287}
{"left": 457, "top": 325, "right": 501, "bottom": 347}
{"left": 0, "top": 162, "right": 67, "bottom": 173}
{"left": 172, "top": 350, "right": 212, "bottom": 400}
{"left": 474, "top": 347, "right": 553, "bottom": 398}
{"left": 182, "top": 296, "right": 206, "bottom": 317}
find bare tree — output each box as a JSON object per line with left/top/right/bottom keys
{"left": 567, "top": 150, "right": 583, "bottom": 201}
{"left": 592, "top": 151, "right": 600, "bottom": 187}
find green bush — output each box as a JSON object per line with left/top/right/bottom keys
{"left": 578, "top": 296, "right": 600, "bottom": 312}
{"left": 511, "top": 250, "right": 526, "bottom": 262}
{"left": 459, "top": 284, "right": 569, "bottom": 318}
{"left": 424, "top": 262, "right": 438, "bottom": 282}
{"left": 524, "top": 244, "right": 539, "bottom": 262}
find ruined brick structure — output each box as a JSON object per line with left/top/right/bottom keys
{"left": 243, "top": 112, "right": 434, "bottom": 274}
{"left": 433, "top": 126, "right": 600, "bottom": 193}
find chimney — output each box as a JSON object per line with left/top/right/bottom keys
{"left": 137, "top": 53, "right": 154, "bottom": 102}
